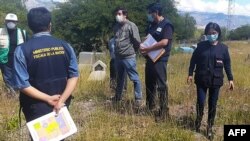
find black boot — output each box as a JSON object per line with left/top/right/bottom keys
{"left": 146, "top": 100, "right": 156, "bottom": 112}
{"left": 207, "top": 116, "right": 215, "bottom": 140}
{"left": 155, "top": 90, "right": 169, "bottom": 122}
{"left": 146, "top": 90, "right": 156, "bottom": 112}
{"left": 207, "top": 102, "right": 216, "bottom": 140}
{"left": 195, "top": 119, "right": 201, "bottom": 132}
{"left": 195, "top": 104, "right": 204, "bottom": 132}
{"left": 207, "top": 125, "right": 213, "bottom": 140}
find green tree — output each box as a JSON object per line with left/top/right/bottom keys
{"left": 52, "top": 0, "right": 197, "bottom": 53}
{"left": 0, "top": 0, "right": 28, "bottom": 31}
{"left": 53, "top": 0, "right": 150, "bottom": 53}
{"left": 220, "top": 27, "right": 227, "bottom": 41}
{"left": 175, "top": 13, "right": 196, "bottom": 40}
{"left": 229, "top": 25, "right": 250, "bottom": 40}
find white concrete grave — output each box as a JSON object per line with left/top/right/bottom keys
{"left": 78, "top": 52, "right": 105, "bottom": 67}
{"left": 88, "top": 60, "right": 107, "bottom": 81}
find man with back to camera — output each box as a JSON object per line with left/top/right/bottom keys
{"left": 12, "top": 7, "right": 79, "bottom": 139}
{"left": 0, "top": 13, "right": 27, "bottom": 96}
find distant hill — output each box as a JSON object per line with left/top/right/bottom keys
{"left": 179, "top": 11, "right": 250, "bottom": 29}
{"left": 25, "top": 1, "right": 250, "bottom": 30}
{"left": 24, "top": 0, "right": 67, "bottom": 11}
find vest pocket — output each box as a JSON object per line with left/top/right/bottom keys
{"left": 195, "top": 70, "right": 212, "bottom": 87}
{"left": 213, "top": 69, "right": 224, "bottom": 86}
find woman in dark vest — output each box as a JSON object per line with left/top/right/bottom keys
{"left": 187, "top": 22, "right": 234, "bottom": 140}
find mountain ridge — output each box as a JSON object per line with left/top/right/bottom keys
{"left": 24, "top": 0, "right": 65, "bottom": 11}
{"left": 179, "top": 11, "right": 250, "bottom": 29}
{"left": 24, "top": 1, "right": 250, "bottom": 30}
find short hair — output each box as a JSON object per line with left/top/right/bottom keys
{"left": 204, "top": 22, "right": 222, "bottom": 40}
{"left": 147, "top": 3, "right": 163, "bottom": 16}
{"left": 114, "top": 7, "right": 128, "bottom": 19}
{"left": 27, "top": 7, "right": 51, "bottom": 33}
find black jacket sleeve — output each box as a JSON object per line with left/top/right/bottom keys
{"left": 223, "top": 45, "right": 233, "bottom": 80}
{"left": 188, "top": 44, "right": 199, "bottom": 76}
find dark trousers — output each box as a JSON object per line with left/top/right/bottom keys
{"left": 145, "top": 60, "right": 168, "bottom": 116}
{"left": 195, "top": 85, "right": 220, "bottom": 127}
{"left": 110, "top": 58, "right": 127, "bottom": 90}
{"left": 22, "top": 103, "right": 53, "bottom": 141}
{"left": 110, "top": 58, "right": 117, "bottom": 89}
{"left": 22, "top": 102, "right": 54, "bottom": 122}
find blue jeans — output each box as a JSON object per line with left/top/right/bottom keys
{"left": 196, "top": 85, "right": 220, "bottom": 126}
{"left": 115, "top": 57, "right": 142, "bottom": 100}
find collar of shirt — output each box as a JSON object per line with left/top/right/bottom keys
{"left": 33, "top": 32, "right": 51, "bottom": 38}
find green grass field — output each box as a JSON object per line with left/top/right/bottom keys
{"left": 0, "top": 41, "right": 249, "bottom": 141}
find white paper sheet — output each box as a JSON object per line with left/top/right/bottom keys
{"left": 27, "top": 107, "right": 77, "bottom": 141}
{"left": 141, "top": 34, "right": 165, "bottom": 62}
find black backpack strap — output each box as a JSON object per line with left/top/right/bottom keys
{"left": 21, "top": 29, "right": 26, "bottom": 42}
{"left": 19, "top": 104, "right": 22, "bottom": 128}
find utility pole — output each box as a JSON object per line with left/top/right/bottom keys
{"left": 226, "top": 0, "right": 235, "bottom": 36}
{"left": 21, "top": 0, "right": 28, "bottom": 8}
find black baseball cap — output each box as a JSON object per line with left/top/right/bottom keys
{"left": 147, "top": 3, "right": 162, "bottom": 13}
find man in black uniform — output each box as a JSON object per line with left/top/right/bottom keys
{"left": 140, "top": 3, "right": 174, "bottom": 122}
{"left": 13, "top": 7, "right": 79, "bottom": 132}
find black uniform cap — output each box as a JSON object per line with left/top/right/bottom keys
{"left": 147, "top": 3, "right": 163, "bottom": 14}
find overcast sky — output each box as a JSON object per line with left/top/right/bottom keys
{"left": 176, "top": 0, "right": 250, "bottom": 16}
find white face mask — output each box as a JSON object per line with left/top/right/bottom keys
{"left": 6, "top": 22, "right": 16, "bottom": 29}
{"left": 116, "top": 15, "right": 124, "bottom": 23}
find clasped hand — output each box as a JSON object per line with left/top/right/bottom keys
{"left": 46, "top": 95, "right": 65, "bottom": 114}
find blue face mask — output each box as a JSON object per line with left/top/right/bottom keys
{"left": 147, "top": 14, "right": 154, "bottom": 22}
{"left": 207, "top": 34, "right": 218, "bottom": 42}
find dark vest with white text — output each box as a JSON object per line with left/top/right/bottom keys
{"left": 19, "top": 35, "right": 71, "bottom": 106}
